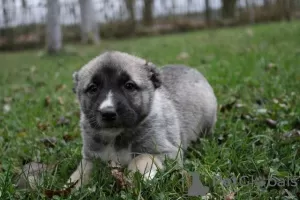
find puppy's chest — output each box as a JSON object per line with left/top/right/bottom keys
{"left": 97, "top": 143, "right": 132, "bottom": 166}
{"left": 87, "top": 135, "right": 133, "bottom": 166}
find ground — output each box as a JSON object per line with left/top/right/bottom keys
{"left": 0, "top": 21, "right": 299, "bottom": 200}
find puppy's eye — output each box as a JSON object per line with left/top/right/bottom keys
{"left": 124, "top": 81, "right": 137, "bottom": 91}
{"left": 86, "top": 84, "right": 98, "bottom": 94}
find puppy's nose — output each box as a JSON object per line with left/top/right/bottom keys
{"left": 99, "top": 107, "right": 117, "bottom": 121}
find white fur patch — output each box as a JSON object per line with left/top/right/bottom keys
{"left": 143, "top": 168, "right": 157, "bottom": 180}
{"left": 101, "top": 128, "right": 123, "bottom": 138}
{"left": 99, "top": 91, "right": 114, "bottom": 110}
{"left": 95, "top": 141, "right": 132, "bottom": 166}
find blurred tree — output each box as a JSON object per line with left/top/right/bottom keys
{"left": 276, "top": 0, "right": 291, "bottom": 21}
{"left": 205, "top": 0, "right": 211, "bottom": 25}
{"left": 79, "top": 0, "right": 100, "bottom": 44}
{"left": 245, "top": 0, "right": 255, "bottom": 24}
{"left": 21, "top": 0, "right": 27, "bottom": 8}
{"left": 1, "top": 0, "right": 8, "bottom": 26}
{"left": 124, "top": 0, "right": 136, "bottom": 30}
{"left": 143, "top": 0, "right": 154, "bottom": 26}
{"left": 263, "top": 0, "right": 270, "bottom": 7}
{"left": 46, "top": 0, "right": 62, "bottom": 53}
{"left": 221, "top": 0, "right": 237, "bottom": 18}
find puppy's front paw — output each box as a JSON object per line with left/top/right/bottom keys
{"left": 127, "top": 154, "right": 163, "bottom": 180}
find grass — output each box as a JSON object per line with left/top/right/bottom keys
{"left": 0, "top": 21, "right": 300, "bottom": 200}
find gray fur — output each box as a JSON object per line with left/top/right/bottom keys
{"left": 71, "top": 51, "right": 217, "bottom": 178}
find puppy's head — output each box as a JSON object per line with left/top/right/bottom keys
{"left": 73, "top": 51, "right": 161, "bottom": 130}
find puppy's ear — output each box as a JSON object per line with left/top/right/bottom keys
{"left": 145, "top": 61, "right": 162, "bottom": 89}
{"left": 72, "top": 71, "right": 79, "bottom": 94}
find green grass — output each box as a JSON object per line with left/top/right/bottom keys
{"left": 1, "top": 21, "right": 300, "bottom": 200}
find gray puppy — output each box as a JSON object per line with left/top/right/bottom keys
{"left": 68, "top": 51, "right": 217, "bottom": 188}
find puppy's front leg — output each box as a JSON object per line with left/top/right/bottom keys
{"left": 67, "top": 158, "right": 93, "bottom": 189}
{"left": 127, "top": 154, "right": 163, "bottom": 180}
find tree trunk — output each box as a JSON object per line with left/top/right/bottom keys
{"left": 263, "top": 0, "right": 270, "bottom": 7}
{"left": 46, "top": 0, "right": 62, "bottom": 54}
{"left": 221, "top": 0, "right": 237, "bottom": 19}
{"left": 124, "top": 0, "right": 136, "bottom": 30}
{"left": 2, "top": 0, "right": 10, "bottom": 26}
{"left": 143, "top": 0, "right": 154, "bottom": 26}
{"left": 205, "top": 0, "right": 211, "bottom": 25}
{"left": 276, "top": 0, "right": 291, "bottom": 21}
{"left": 79, "top": 0, "right": 100, "bottom": 44}
{"left": 246, "top": 0, "right": 255, "bottom": 24}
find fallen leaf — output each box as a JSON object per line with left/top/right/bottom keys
{"left": 40, "top": 137, "right": 57, "bottom": 148}
{"left": 240, "top": 114, "right": 253, "bottom": 121}
{"left": 176, "top": 52, "right": 189, "bottom": 60}
{"left": 283, "top": 129, "right": 300, "bottom": 139}
{"left": 265, "top": 63, "right": 277, "bottom": 71}
{"left": 265, "top": 119, "right": 277, "bottom": 129}
{"left": 56, "top": 116, "right": 70, "bottom": 126}
{"left": 108, "top": 161, "right": 131, "bottom": 190}
{"left": 37, "top": 122, "right": 49, "bottom": 131}
{"left": 225, "top": 192, "right": 235, "bottom": 200}
{"left": 43, "top": 180, "right": 78, "bottom": 198}
{"left": 17, "top": 132, "right": 27, "bottom": 137}
{"left": 3, "top": 104, "right": 11, "bottom": 113}
{"left": 44, "top": 96, "right": 51, "bottom": 107}
{"left": 180, "top": 169, "right": 192, "bottom": 188}
{"left": 57, "top": 97, "right": 64, "bottom": 105}
{"left": 55, "top": 84, "right": 67, "bottom": 91}
{"left": 15, "top": 162, "right": 56, "bottom": 190}
{"left": 220, "top": 100, "right": 236, "bottom": 113}
{"left": 3, "top": 97, "right": 12, "bottom": 103}
{"left": 63, "top": 134, "right": 75, "bottom": 143}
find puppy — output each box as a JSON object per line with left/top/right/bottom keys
{"left": 68, "top": 51, "right": 217, "bottom": 188}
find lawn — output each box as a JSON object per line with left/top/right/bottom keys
{"left": 0, "top": 21, "right": 300, "bottom": 200}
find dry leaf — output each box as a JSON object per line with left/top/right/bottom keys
{"left": 40, "top": 137, "right": 57, "bottom": 148}
{"left": 265, "top": 63, "right": 277, "bottom": 71}
{"left": 3, "top": 97, "right": 12, "bottom": 103}
{"left": 37, "top": 122, "right": 49, "bottom": 131}
{"left": 265, "top": 118, "right": 277, "bottom": 129}
{"left": 43, "top": 180, "right": 78, "bottom": 198}
{"left": 63, "top": 134, "right": 75, "bottom": 142}
{"left": 108, "top": 161, "right": 131, "bottom": 190}
{"left": 56, "top": 116, "right": 70, "bottom": 126}
{"left": 225, "top": 192, "right": 235, "bottom": 200}
{"left": 55, "top": 84, "right": 67, "bottom": 91}
{"left": 176, "top": 52, "right": 189, "bottom": 60}
{"left": 17, "top": 132, "right": 27, "bottom": 137}
{"left": 57, "top": 97, "right": 64, "bottom": 105}
{"left": 283, "top": 129, "right": 300, "bottom": 139}
{"left": 220, "top": 100, "right": 236, "bottom": 113}
{"left": 44, "top": 96, "right": 51, "bottom": 107}
{"left": 240, "top": 114, "right": 253, "bottom": 121}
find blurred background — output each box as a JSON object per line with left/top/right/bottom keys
{"left": 0, "top": 0, "right": 299, "bottom": 52}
